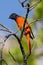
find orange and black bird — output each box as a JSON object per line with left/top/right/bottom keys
{"left": 9, "top": 13, "right": 34, "bottom": 54}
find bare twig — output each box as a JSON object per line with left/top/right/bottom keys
{"left": 18, "top": 0, "right": 30, "bottom": 7}
{"left": 5, "top": 33, "right": 26, "bottom": 65}
{"left": 0, "top": 28, "right": 19, "bottom": 34}
{"left": 20, "top": 8, "right": 29, "bottom": 41}
{"left": 29, "top": 0, "right": 41, "bottom": 11}
{"left": 0, "top": 28, "right": 11, "bottom": 33}
{"left": 0, "top": 23, "right": 26, "bottom": 64}
{"left": 0, "top": 23, "right": 20, "bottom": 34}
{"left": 25, "top": 0, "right": 41, "bottom": 10}
{"left": 18, "top": 0, "right": 41, "bottom": 11}
{"left": 0, "top": 24, "right": 26, "bottom": 65}
{"left": 0, "top": 23, "right": 10, "bottom": 31}
{"left": 9, "top": 51, "right": 20, "bottom": 65}
{"left": 22, "top": 0, "right": 41, "bottom": 9}
{"left": 30, "top": 18, "right": 43, "bottom": 25}
{"left": 0, "top": 23, "right": 14, "bottom": 33}
{"left": 9, "top": 51, "right": 16, "bottom": 62}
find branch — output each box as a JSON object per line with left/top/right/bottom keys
{"left": 18, "top": 0, "right": 41, "bottom": 11}
{"left": 20, "top": 8, "right": 29, "bottom": 41}
{"left": 0, "top": 23, "right": 20, "bottom": 38}
{"left": 0, "top": 28, "right": 19, "bottom": 35}
{"left": 0, "top": 23, "right": 14, "bottom": 33}
{"left": 0, "top": 24, "right": 26, "bottom": 64}
{"left": 9, "top": 51, "right": 17, "bottom": 62}
{"left": 5, "top": 33, "right": 26, "bottom": 65}
{"left": 0, "top": 23, "right": 10, "bottom": 31}
{"left": 0, "top": 28, "right": 11, "bottom": 33}
{"left": 25, "top": 0, "right": 41, "bottom": 10}
{"left": 9, "top": 51, "right": 20, "bottom": 65}
{"left": 29, "top": 0, "right": 41, "bottom": 11}
{"left": 30, "top": 18, "right": 43, "bottom": 25}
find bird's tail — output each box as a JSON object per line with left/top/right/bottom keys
{"left": 25, "top": 34, "right": 31, "bottom": 54}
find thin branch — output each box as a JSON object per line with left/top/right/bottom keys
{"left": 9, "top": 51, "right": 16, "bottom": 62}
{"left": 0, "top": 23, "right": 20, "bottom": 36}
{"left": 5, "top": 33, "right": 26, "bottom": 64}
{"left": 18, "top": 0, "right": 41, "bottom": 11}
{"left": 0, "top": 23, "right": 14, "bottom": 33}
{"left": 18, "top": 0, "right": 30, "bottom": 9}
{"left": 0, "top": 28, "right": 19, "bottom": 34}
{"left": 20, "top": 8, "right": 29, "bottom": 41}
{"left": 30, "top": 18, "right": 43, "bottom": 25}
{"left": 0, "top": 23, "right": 9, "bottom": 30}
{"left": 0, "top": 24, "right": 26, "bottom": 64}
{"left": 0, "top": 28, "right": 12, "bottom": 33}
{"left": 29, "top": 0, "right": 41, "bottom": 11}
{"left": 25, "top": 0, "right": 41, "bottom": 10}
{"left": 9, "top": 51, "right": 20, "bottom": 65}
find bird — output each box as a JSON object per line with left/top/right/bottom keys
{"left": 9, "top": 13, "right": 34, "bottom": 54}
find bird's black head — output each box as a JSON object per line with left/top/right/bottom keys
{"left": 9, "top": 13, "right": 19, "bottom": 21}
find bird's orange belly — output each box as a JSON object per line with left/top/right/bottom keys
{"left": 16, "top": 16, "right": 31, "bottom": 34}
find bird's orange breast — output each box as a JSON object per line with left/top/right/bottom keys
{"left": 16, "top": 16, "right": 24, "bottom": 30}
{"left": 16, "top": 16, "right": 31, "bottom": 34}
